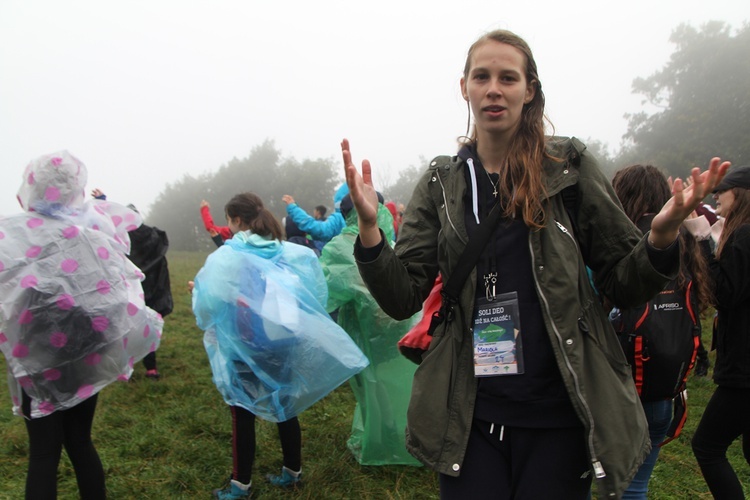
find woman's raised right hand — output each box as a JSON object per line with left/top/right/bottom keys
{"left": 341, "top": 138, "right": 383, "bottom": 248}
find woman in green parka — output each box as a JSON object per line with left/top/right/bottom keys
{"left": 341, "top": 29, "right": 729, "bottom": 499}
{"left": 320, "top": 194, "right": 421, "bottom": 466}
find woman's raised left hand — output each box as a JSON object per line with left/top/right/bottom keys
{"left": 649, "top": 157, "right": 730, "bottom": 248}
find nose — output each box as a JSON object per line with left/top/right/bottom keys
{"left": 487, "top": 77, "right": 503, "bottom": 97}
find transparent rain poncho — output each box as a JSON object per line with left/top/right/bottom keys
{"left": 0, "top": 151, "right": 164, "bottom": 418}
{"left": 192, "top": 231, "right": 368, "bottom": 423}
{"left": 320, "top": 205, "right": 421, "bottom": 466}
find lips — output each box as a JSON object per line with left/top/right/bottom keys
{"left": 482, "top": 105, "right": 507, "bottom": 118}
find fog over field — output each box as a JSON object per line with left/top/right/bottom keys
{"left": 0, "top": 0, "right": 746, "bottom": 217}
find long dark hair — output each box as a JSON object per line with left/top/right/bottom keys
{"left": 460, "top": 29, "right": 550, "bottom": 229}
{"left": 717, "top": 187, "right": 750, "bottom": 258}
{"left": 225, "top": 192, "right": 283, "bottom": 241}
{"left": 612, "top": 164, "right": 713, "bottom": 311}
{"left": 612, "top": 164, "right": 671, "bottom": 223}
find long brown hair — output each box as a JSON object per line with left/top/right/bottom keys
{"left": 611, "top": 164, "right": 671, "bottom": 222}
{"left": 460, "top": 29, "right": 549, "bottom": 228}
{"left": 225, "top": 192, "right": 283, "bottom": 241}
{"left": 612, "top": 164, "right": 713, "bottom": 311}
{"left": 717, "top": 187, "right": 750, "bottom": 258}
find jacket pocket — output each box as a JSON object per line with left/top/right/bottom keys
{"left": 579, "top": 302, "right": 632, "bottom": 380}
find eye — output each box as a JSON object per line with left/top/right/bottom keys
{"left": 472, "top": 72, "right": 489, "bottom": 81}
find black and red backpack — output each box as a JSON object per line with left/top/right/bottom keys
{"left": 612, "top": 276, "right": 701, "bottom": 445}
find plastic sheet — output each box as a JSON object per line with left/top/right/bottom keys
{"left": 192, "top": 231, "right": 368, "bottom": 422}
{"left": 320, "top": 206, "right": 421, "bottom": 465}
{"left": 0, "top": 151, "right": 163, "bottom": 418}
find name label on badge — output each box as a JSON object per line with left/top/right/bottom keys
{"left": 473, "top": 292, "right": 524, "bottom": 377}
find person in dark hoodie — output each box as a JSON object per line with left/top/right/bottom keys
{"left": 91, "top": 189, "right": 173, "bottom": 379}
{"left": 340, "top": 29, "right": 729, "bottom": 500}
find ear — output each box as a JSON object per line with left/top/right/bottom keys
{"left": 460, "top": 77, "right": 469, "bottom": 101}
{"left": 524, "top": 79, "right": 537, "bottom": 104}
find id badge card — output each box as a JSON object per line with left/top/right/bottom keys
{"left": 473, "top": 291, "right": 524, "bottom": 377}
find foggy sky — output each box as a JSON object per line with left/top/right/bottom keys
{"left": 1, "top": 0, "right": 746, "bottom": 218}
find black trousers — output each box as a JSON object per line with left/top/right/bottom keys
{"left": 692, "top": 386, "right": 750, "bottom": 499}
{"left": 22, "top": 392, "right": 105, "bottom": 500}
{"left": 142, "top": 351, "right": 157, "bottom": 370}
{"left": 230, "top": 405, "right": 301, "bottom": 484}
{"left": 439, "top": 419, "right": 591, "bottom": 499}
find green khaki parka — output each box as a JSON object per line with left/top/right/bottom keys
{"left": 355, "top": 137, "right": 678, "bottom": 499}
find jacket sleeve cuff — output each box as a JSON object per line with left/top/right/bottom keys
{"left": 354, "top": 231, "right": 386, "bottom": 263}
{"left": 645, "top": 231, "right": 680, "bottom": 275}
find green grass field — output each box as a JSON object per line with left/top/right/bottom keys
{"left": 1, "top": 250, "right": 747, "bottom": 499}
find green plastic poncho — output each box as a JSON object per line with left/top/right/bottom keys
{"left": 320, "top": 205, "right": 421, "bottom": 466}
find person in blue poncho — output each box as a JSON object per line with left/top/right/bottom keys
{"left": 281, "top": 183, "right": 349, "bottom": 249}
{"left": 191, "top": 192, "right": 368, "bottom": 500}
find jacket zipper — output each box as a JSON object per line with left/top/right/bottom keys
{"left": 528, "top": 238, "right": 606, "bottom": 483}
{"left": 555, "top": 219, "right": 577, "bottom": 249}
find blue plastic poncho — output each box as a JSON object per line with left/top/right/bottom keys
{"left": 0, "top": 151, "right": 164, "bottom": 418}
{"left": 320, "top": 205, "right": 421, "bottom": 465}
{"left": 286, "top": 183, "right": 349, "bottom": 243}
{"left": 192, "top": 231, "right": 368, "bottom": 422}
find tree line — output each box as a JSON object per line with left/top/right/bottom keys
{"left": 147, "top": 21, "right": 749, "bottom": 251}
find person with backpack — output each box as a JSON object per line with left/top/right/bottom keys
{"left": 692, "top": 165, "right": 750, "bottom": 499}
{"left": 340, "top": 29, "right": 729, "bottom": 500}
{"left": 610, "top": 164, "right": 713, "bottom": 499}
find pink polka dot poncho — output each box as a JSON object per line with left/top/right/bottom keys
{"left": 0, "top": 151, "right": 163, "bottom": 418}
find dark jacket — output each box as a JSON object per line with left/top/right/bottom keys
{"left": 709, "top": 223, "right": 750, "bottom": 387}
{"left": 355, "top": 137, "right": 678, "bottom": 499}
{"left": 128, "top": 224, "right": 173, "bottom": 317}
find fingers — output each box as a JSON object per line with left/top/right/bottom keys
{"left": 362, "top": 159, "right": 373, "bottom": 187}
{"left": 671, "top": 177, "right": 685, "bottom": 209}
{"left": 706, "top": 160, "right": 732, "bottom": 193}
{"left": 672, "top": 158, "right": 731, "bottom": 204}
{"left": 341, "top": 138, "right": 353, "bottom": 172}
{"left": 341, "top": 138, "right": 351, "bottom": 160}
{"left": 341, "top": 138, "right": 357, "bottom": 185}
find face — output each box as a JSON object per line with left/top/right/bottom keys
{"left": 226, "top": 215, "right": 243, "bottom": 234}
{"left": 714, "top": 189, "right": 735, "bottom": 217}
{"left": 460, "top": 40, "right": 536, "bottom": 143}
